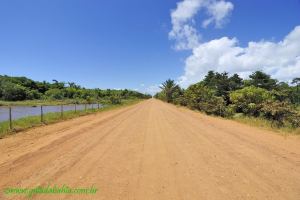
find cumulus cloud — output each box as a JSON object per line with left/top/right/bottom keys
{"left": 169, "top": 0, "right": 233, "bottom": 50}
{"left": 179, "top": 26, "right": 300, "bottom": 87}
{"left": 169, "top": 0, "right": 300, "bottom": 87}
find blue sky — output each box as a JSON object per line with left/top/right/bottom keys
{"left": 0, "top": 0, "right": 300, "bottom": 93}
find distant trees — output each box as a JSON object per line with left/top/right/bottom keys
{"left": 155, "top": 71, "right": 300, "bottom": 128}
{"left": 0, "top": 75, "right": 151, "bottom": 103}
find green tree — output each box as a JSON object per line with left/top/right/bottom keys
{"left": 45, "top": 88, "right": 64, "bottom": 100}
{"left": 230, "top": 86, "right": 273, "bottom": 116}
{"left": 271, "top": 82, "right": 293, "bottom": 102}
{"left": 248, "top": 71, "right": 277, "bottom": 90}
{"left": 0, "top": 82, "right": 27, "bottom": 101}
{"left": 160, "top": 79, "right": 178, "bottom": 103}
{"left": 185, "top": 83, "right": 226, "bottom": 115}
{"left": 203, "top": 71, "right": 243, "bottom": 104}
{"left": 292, "top": 77, "right": 300, "bottom": 104}
{"left": 229, "top": 73, "right": 243, "bottom": 91}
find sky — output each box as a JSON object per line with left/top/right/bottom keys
{"left": 0, "top": 0, "right": 300, "bottom": 94}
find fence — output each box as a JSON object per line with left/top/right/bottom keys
{"left": 0, "top": 103, "right": 103, "bottom": 131}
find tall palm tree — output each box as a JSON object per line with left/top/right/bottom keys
{"left": 160, "top": 79, "right": 177, "bottom": 103}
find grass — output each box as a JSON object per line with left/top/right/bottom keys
{"left": 232, "top": 114, "right": 300, "bottom": 135}
{"left": 172, "top": 102, "right": 300, "bottom": 135}
{"left": 0, "top": 99, "right": 143, "bottom": 138}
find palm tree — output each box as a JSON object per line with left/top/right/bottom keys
{"left": 160, "top": 79, "right": 177, "bottom": 103}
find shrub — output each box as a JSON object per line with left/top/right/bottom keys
{"left": 0, "top": 82, "right": 27, "bottom": 101}
{"left": 230, "top": 86, "right": 273, "bottom": 116}
{"left": 173, "top": 96, "right": 188, "bottom": 106}
{"left": 45, "top": 88, "right": 64, "bottom": 100}
{"left": 261, "top": 101, "right": 295, "bottom": 126}
{"left": 109, "top": 95, "right": 121, "bottom": 104}
{"left": 184, "top": 83, "right": 226, "bottom": 116}
{"left": 25, "top": 89, "right": 42, "bottom": 100}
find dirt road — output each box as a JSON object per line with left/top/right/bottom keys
{"left": 0, "top": 99, "right": 300, "bottom": 200}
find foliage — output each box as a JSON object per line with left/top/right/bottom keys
{"left": 45, "top": 88, "right": 64, "bottom": 100}
{"left": 109, "top": 95, "right": 121, "bottom": 104}
{"left": 260, "top": 101, "right": 300, "bottom": 127}
{"left": 185, "top": 83, "right": 226, "bottom": 115}
{"left": 203, "top": 71, "right": 243, "bottom": 104}
{"left": 159, "top": 79, "right": 178, "bottom": 103}
{"left": 0, "top": 81, "right": 27, "bottom": 101}
{"left": 155, "top": 71, "right": 300, "bottom": 129}
{"left": 0, "top": 75, "right": 151, "bottom": 102}
{"left": 229, "top": 86, "right": 273, "bottom": 116}
{"left": 247, "top": 71, "right": 278, "bottom": 90}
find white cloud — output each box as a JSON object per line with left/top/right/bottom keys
{"left": 169, "top": 0, "right": 234, "bottom": 50}
{"left": 202, "top": 0, "right": 234, "bottom": 28}
{"left": 136, "top": 84, "right": 161, "bottom": 95}
{"left": 178, "top": 26, "right": 300, "bottom": 87}
{"left": 144, "top": 85, "right": 161, "bottom": 95}
{"left": 169, "top": 0, "right": 300, "bottom": 88}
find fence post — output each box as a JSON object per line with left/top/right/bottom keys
{"left": 41, "top": 105, "right": 44, "bottom": 123}
{"left": 85, "top": 104, "right": 87, "bottom": 112}
{"left": 92, "top": 104, "right": 93, "bottom": 109}
{"left": 74, "top": 104, "right": 77, "bottom": 113}
{"left": 61, "top": 105, "right": 63, "bottom": 118}
{"left": 9, "top": 107, "right": 12, "bottom": 130}
{"left": 98, "top": 103, "right": 100, "bottom": 109}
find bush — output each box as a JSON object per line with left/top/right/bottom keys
{"left": 26, "top": 89, "right": 42, "bottom": 100}
{"left": 261, "top": 101, "right": 295, "bottom": 126}
{"left": 185, "top": 83, "right": 226, "bottom": 116}
{"left": 173, "top": 96, "right": 188, "bottom": 106}
{"left": 45, "top": 88, "right": 64, "bottom": 100}
{"left": 286, "top": 114, "right": 300, "bottom": 128}
{"left": 230, "top": 86, "right": 273, "bottom": 116}
{"left": 0, "top": 82, "right": 27, "bottom": 101}
{"left": 109, "top": 95, "right": 121, "bottom": 104}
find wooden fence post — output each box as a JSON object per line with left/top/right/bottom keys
{"left": 61, "top": 105, "right": 63, "bottom": 118}
{"left": 85, "top": 104, "right": 87, "bottom": 112}
{"left": 41, "top": 105, "right": 44, "bottom": 123}
{"left": 74, "top": 104, "right": 77, "bottom": 113}
{"left": 98, "top": 103, "right": 100, "bottom": 109}
{"left": 9, "top": 107, "right": 12, "bottom": 130}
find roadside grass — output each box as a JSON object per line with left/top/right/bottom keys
{"left": 173, "top": 103, "right": 300, "bottom": 135}
{"left": 0, "top": 99, "right": 142, "bottom": 138}
{"left": 231, "top": 115, "right": 300, "bottom": 135}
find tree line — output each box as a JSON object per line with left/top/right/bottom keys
{"left": 0, "top": 75, "right": 151, "bottom": 103}
{"left": 155, "top": 71, "right": 300, "bottom": 128}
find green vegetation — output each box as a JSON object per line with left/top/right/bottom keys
{"left": 0, "top": 75, "right": 151, "bottom": 104}
{"left": 0, "top": 99, "right": 142, "bottom": 138}
{"left": 155, "top": 71, "right": 300, "bottom": 133}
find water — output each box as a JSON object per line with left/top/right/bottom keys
{"left": 0, "top": 104, "right": 103, "bottom": 122}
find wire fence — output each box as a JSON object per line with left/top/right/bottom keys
{"left": 0, "top": 103, "right": 103, "bottom": 130}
